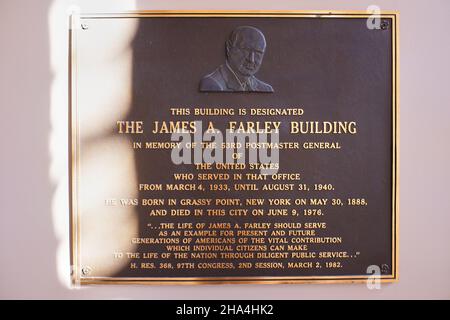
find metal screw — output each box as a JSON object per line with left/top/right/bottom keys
{"left": 81, "top": 266, "right": 92, "bottom": 275}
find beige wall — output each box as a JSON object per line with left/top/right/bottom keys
{"left": 1, "top": 0, "right": 449, "bottom": 299}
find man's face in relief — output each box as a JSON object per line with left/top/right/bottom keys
{"left": 226, "top": 26, "right": 267, "bottom": 77}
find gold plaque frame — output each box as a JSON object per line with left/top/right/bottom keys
{"left": 69, "top": 10, "right": 399, "bottom": 285}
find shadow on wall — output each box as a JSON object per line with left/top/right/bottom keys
{"left": 0, "top": 0, "right": 55, "bottom": 297}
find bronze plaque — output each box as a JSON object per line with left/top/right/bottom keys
{"left": 70, "top": 11, "right": 399, "bottom": 285}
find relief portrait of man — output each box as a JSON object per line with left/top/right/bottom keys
{"left": 199, "top": 26, "right": 274, "bottom": 93}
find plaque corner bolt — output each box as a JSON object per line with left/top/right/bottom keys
{"left": 380, "top": 20, "right": 390, "bottom": 30}
{"left": 81, "top": 266, "right": 92, "bottom": 276}
{"left": 381, "top": 264, "right": 390, "bottom": 274}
